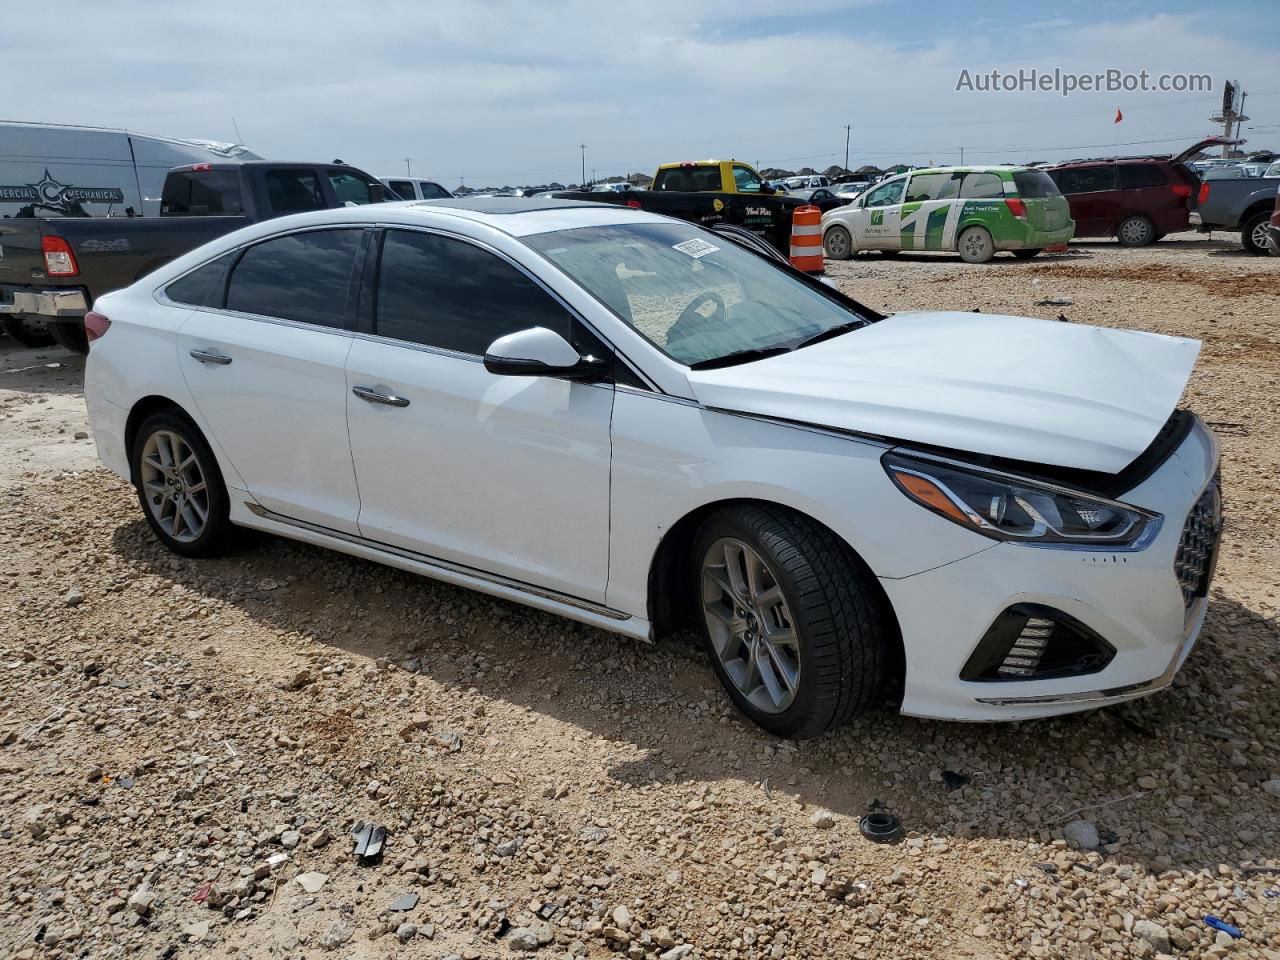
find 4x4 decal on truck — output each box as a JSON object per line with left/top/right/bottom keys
{"left": 0, "top": 168, "right": 125, "bottom": 217}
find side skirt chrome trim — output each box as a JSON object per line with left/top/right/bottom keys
{"left": 243, "top": 501, "right": 632, "bottom": 622}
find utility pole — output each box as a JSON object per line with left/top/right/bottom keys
{"left": 403, "top": 157, "right": 412, "bottom": 176}
{"left": 579, "top": 144, "right": 587, "bottom": 187}
{"left": 1213, "top": 82, "right": 1247, "bottom": 158}
{"left": 844, "top": 125, "right": 851, "bottom": 173}
{"left": 959, "top": 146, "right": 965, "bottom": 165}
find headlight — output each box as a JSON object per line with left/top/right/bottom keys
{"left": 882, "top": 451, "right": 1159, "bottom": 547}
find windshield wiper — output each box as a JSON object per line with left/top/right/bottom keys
{"left": 687, "top": 346, "right": 792, "bottom": 370}
{"left": 793, "top": 319, "right": 866, "bottom": 350}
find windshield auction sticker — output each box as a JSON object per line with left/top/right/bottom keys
{"left": 672, "top": 238, "right": 719, "bottom": 259}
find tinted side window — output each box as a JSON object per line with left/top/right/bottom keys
{"left": 329, "top": 168, "right": 382, "bottom": 205}
{"left": 905, "top": 173, "right": 960, "bottom": 203}
{"left": 226, "top": 230, "right": 361, "bottom": 328}
{"left": 419, "top": 182, "right": 450, "bottom": 199}
{"left": 654, "top": 167, "right": 722, "bottom": 192}
{"left": 164, "top": 252, "right": 236, "bottom": 307}
{"left": 864, "top": 178, "right": 905, "bottom": 206}
{"left": 161, "top": 171, "right": 244, "bottom": 215}
{"left": 1050, "top": 165, "right": 1117, "bottom": 194}
{"left": 959, "top": 173, "right": 1004, "bottom": 199}
{"left": 387, "top": 180, "right": 416, "bottom": 199}
{"left": 1118, "top": 164, "right": 1168, "bottom": 189}
{"left": 264, "top": 169, "right": 325, "bottom": 214}
{"left": 375, "top": 230, "right": 571, "bottom": 355}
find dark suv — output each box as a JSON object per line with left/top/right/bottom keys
{"left": 1043, "top": 137, "right": 1231, "bottom": 246}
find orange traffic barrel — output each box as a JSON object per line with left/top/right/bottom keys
{"left": 790, "top": 205, "right": 824, "bottom": 273}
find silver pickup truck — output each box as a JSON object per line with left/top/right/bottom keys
{"left": 1192, "top": 164, "right": 1280, "bottom": 255}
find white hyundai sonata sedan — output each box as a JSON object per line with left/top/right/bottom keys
{"left": 82, "top": 198, "right": 1221, "bottom": 737}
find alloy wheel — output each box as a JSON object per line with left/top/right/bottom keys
{"left": 1251, "top": 219, "right": 1270, "bottom": 251}
{"left": 960, "top": 228, "right": 992, "bottom": 262}
{"left": 1119, "top": 218, "right": 1151, "bottom": 245}
{"left": 139, "top": 430, "right": 210, "bottom": 543}
{"left": 825, "top": 227, "right": 850, "bottom": 258}
{"left": 701, "top": 537, "right": 801, "bottom": 714}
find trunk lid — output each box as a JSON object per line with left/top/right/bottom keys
{"left": 687, "top": 311, "right": 1201, "bottom": 474}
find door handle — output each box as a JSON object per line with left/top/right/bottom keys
{"left": 189, "top": 348, "right": 232, "bottom": 365}
{"left": 352, "top": 385, "right": 410, "bottom": 408}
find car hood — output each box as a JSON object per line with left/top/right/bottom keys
{"left": 687, "top": 311, "right": 1201, "bottom": 474}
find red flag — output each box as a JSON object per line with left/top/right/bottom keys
{"left": 1114, "top": 107, "right": 1123, "bottom": 124}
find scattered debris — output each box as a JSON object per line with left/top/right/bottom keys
{"left": 1062, "top": 819, "right": 1100, "bottom": 851}
{"left": 293, "top": 871, "right": 329, "bottom": 894}
{"left": 350, "top": 821, "right": 386, "bottom": 860}
{"left": 1203, "top": 915, "right": 1242, "bottom": 938}
{"left": 859, "top": 813, "right": 904, "bottom": 844}
{"left": 1035, "top": 296, "right": 1073, "bottom": 306}
{"left": 389, "top": 892, "right": 419, "bottom": 912}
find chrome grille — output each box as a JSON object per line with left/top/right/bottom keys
{"left": 1174, "top": 478, "right": 1222, "bottom": 607}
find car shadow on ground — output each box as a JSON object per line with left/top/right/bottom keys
{"left": 108, "top": 513, "right": 1277, "bottom": 877}
{"left": 0, "top": 340, "right": 85, "bottom": 397}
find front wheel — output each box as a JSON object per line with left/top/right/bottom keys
{"left": 693, "top": 504, "right": 890, "bottom": 739}
{"left": 1012, "top": 248, "right": 1042, "bottom": 260}
{"left": 957, "top": 226, "right": 995, "bottom": 263}
{"left": 823, "top": 225, "right": 852, "bottom": 260}
{"left": 131, "top": 410, "right": 234, "bottom": 557}
{"left": 2, "top": 315, "right": 56, "bottom": 348}
{"left": 1241, "top": 211, "right": 1272, "bottom": 256}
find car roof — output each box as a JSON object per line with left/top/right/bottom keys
{"left": 899, "top": 165, "right": 1026, "bottom": 177}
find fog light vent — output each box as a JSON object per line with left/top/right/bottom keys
{"left": 961, "top": 605, "right": 1115, "bottom": 682}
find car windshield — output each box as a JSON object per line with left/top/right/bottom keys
{"left": 524, "top": 221, "right": 868, "bottom": 367}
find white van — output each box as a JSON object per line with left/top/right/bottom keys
{"left": 0, "top": 121, "right": 260, "bottom": 220}
{"left": 378, "top": 176, "right": 453, "bottom": 201}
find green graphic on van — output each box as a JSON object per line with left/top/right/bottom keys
{"left": 870, "top": 209, "right": 884, "bottom": 226}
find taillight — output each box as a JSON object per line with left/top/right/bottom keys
{"left": 190, "top": 162, "right": 212, "bottom": 172}
{"left": 1004, "top": 197, "right": 1026, "bottom": 219}
{"left": 626, "top": 199, "right": 642, "bottom": 209}
{"left": 1171, "top": 183, "right": 1191, "bottom": 197}
{"left": 84, "top": 311, "right": 111, "bottom": 343}
{"left": 1199, "top": 182, "right": 1210, "bottom": 205}
{"left": 42, "top": 235, "right": 79, "bottom": 277}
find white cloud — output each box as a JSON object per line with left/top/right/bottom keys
{"left": 0, "top": 2, "right": 1270, "bottom": 186}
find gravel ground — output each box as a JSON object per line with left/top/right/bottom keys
{"left": 1, "top": 234, "right": 1278, "bottom": 960}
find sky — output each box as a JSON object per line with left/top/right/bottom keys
{"left": 2, "top": 0, "right": 1275, "bottom": 188}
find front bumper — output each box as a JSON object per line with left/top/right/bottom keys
{"left": 0, "top": 285, "right": 89, "bottom": 319}
{"left": 881, "top": 417, "right": 1221, "bottom": 721}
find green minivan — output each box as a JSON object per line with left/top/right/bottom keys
{"left": 821, "top": 166, "right": 1075, "bottom": 263}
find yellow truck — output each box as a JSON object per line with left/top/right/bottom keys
{"left": 650, "top": 160, "right": 780, "bottom": 195}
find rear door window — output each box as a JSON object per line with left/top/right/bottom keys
{"left": 905, "top": 172, "right": 960, "bottom": 202}
{"left": 1049, "top": 165, "right": 1117, "bottom": 194}
{"left": 387, "top": 180, "right": 417, "bottom": 199}
{"left": 1118, "top": 164, "right": 1168, "bottom": 189}
{"left": 264, "top": 169, "right": 325, "bottom": 214}
{"left": 959, "top": 173, "right": 1004, "bottom": 199}
{"left": 226, "top": 229, "right": 362, "bottom": 328}
{"left": 161, "top": 171, "right": 244, "bottom": 215}
{"left": 375, "top": 230, "right": 572, "bottom": 355}
{"left": 654, "top": 167, "right": 723, "bottom": 192}
{"left": 164, "top": 252, "right": 236, "bottom": 307}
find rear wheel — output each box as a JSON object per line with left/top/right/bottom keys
{"left": 957, "top": 226, "right": 995, "bottom": 264}
{"left": 823, "top": 225, "right": 852, "bottom": 260}
{"left": 1241, "top": 211, "right": 1271, "bottom": 256}
{"left": 1, "top": 315, "right": 55, "bottom": 348}
{"left": 130, "top": 410, "right": 234, "bottom": 558}
{"left": 1012, "top": 248, "right": 1042, "bottom": 260}
{"left": 693, "top": 504, "right": 890, "bottom": 739}
{"left": 1116, "top": 215, "right": 1155, "bottom": 247}
{"left": 49, "top": 321, "right": 89, "bottom": 354}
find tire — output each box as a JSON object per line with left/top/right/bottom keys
{"left": 1, "top": 315, "right": 56, "bottom": 347}
{"left": 692, "top": 504, "right": 890, "bottom": 739}
{"left": 823, "top": 225, "right": 852, "bottom": 260}
{"left": 130, "top": 409, "right": 234, "bottom": 558}
{"left": 1116, "top": 215, "right": 1155, "bottom": 247}
{"left": 49, "top": 320, "right": 89, "bottom": 354}
{"left": 1241, "top": 211, "right": 1271, "bottom": 256}
{"left": 1012, "top": 249, "right": 1042, "bottom": 260}
{"left": 956, "top": 226, "right": 995, "bottom": 264}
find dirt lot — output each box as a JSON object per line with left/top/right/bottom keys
{"left": 1, "top": 234, "right": 1278, "bottom": 960}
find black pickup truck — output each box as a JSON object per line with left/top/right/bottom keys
{"left": 1, "top": 161, "right": 392, "bottom": 352}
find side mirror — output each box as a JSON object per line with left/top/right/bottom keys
{"left": 483, "top": 327, "right": 608, "bottom": 381}
{"left": 369, "top": 183, "right": 387, "bottom": 203}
